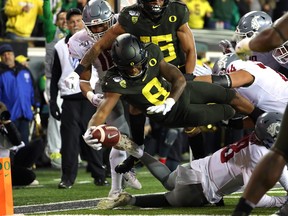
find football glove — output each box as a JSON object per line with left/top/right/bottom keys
{"left": 219, "top": 39, "right": 235, "bottom": 54}
{"left": 146, "top": 98, "right": 175, "bottom": 115}
{"left": 235, "top": 37, "right": 252, "bottom": 58}
{"left": 83, "top": 126, "right": 102, "bottom": 150}
{"left": 49, "top": 100, "right": 61, "bottom": 120}
{"left": 86, "top": 92, "right": 104, "bottom": 107}
{"left": 10, "top": 141, "right": 25, "bottom": 153}
{"left": 64, "top": 72, "right": 80, "bottom": 90}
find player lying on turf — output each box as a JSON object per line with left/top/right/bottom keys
{"left": 96, "top": 112, "right": 288, "bottom": 210}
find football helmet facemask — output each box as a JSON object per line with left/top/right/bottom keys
{"left": 138, "top": 0, "right": 169, "bottom": 19}
{"left": 82, "top": 0, "right": 114, "bottom": 40}
{"left": 111, "top": 33, "right": 148, "bottom": 79}
{"left": 272, "top": 40, "right": 288, "bottom": 65}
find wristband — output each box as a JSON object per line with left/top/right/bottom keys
{"left": 74, "top": 64, "right": 85, "bottom": 75}
{"left": 86, "top": 91, "right": 94, "bottom": 103}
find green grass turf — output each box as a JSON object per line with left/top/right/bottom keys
{"left": 12, "top": 166, "right": 284, "bottom": 215}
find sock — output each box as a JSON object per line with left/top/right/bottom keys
{"left": 135, "top": 194, "right": 171, "bottom": 207}
{"left": 109, "top": 148, "right": 126, "bottom": 192}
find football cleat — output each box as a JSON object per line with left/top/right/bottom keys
{"left": 97, "top": 192, "right": 132, "bottom": 210}
{"left": 123, "top": 169, "right": 142, "bottom": 190}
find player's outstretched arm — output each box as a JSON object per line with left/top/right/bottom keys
{"left": 88, "top": 92, "right": 121, "bottom": 127}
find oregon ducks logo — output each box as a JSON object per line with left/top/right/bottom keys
{"left": 0, "top": 160, "right": 10, "bottom": 171}
{"left": 120, "top": 80, "right": 127, "bottom": 88}
{"left": 132, "top": 16, "right": 138, "bottom": 24}
{"left": 169, "top": 16, "right": 177, "bottom": 23}
{"left": 149, "top": 58, "right": 157, "bottom": 66}
{"left": 130, "top": 62, "right": 135, "bottom": 66}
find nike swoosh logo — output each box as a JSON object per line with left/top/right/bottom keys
{"left": 5, "top": 174, "right": 9, "bottom": 177}
{"left": 152, "top": 24, "right": 160, "bottom": 29}
{"left": 108, "top": 133, "right": 118, "bottom": 139}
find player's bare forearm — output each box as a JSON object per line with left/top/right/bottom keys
{"left": 177, "top": 23, "right": 197, "bottom": 74}
{"left": 88, "top": 111, "right": 107, "bottom": 127}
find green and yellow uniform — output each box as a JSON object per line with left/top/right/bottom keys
{"left": 118, "top": 1, "right": 188, "bottom": 71}
{"left": 102, "top": 43, "right": 236, "bottom": 128}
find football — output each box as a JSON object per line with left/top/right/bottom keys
{"left": 91, "top": 124, "right": 121, "bottom": 147}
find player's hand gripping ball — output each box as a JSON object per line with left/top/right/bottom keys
{"left": 91, "top": 124, "right": 121, "bottom": 147}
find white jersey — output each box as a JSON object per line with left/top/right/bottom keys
{"left": 250, "top": 50, "right": 288, "bottom": 70}
{"left": 179, "top": 134, "right": 288, "bottom": 207}
{"left": 68, "top": 29, "right": 114, "bottom": 93}
{"left": 226, "top": 59, "right": 288, "bottom": 113}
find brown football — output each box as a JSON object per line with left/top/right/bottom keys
{"left": 91, "top": 124, "right": 121, "bottom": 147}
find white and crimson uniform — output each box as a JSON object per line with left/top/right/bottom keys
{"left": 166, "top": 134, "right": 288, "bottom": 207}
{"left": 226, "top": 59, "right": 288, "bottom": 113}
{"left": 68, "top": 23, "right": 132, "bottom": 196}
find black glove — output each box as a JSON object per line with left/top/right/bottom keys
{"left": 49, "top": 100, "right": 61, "bottom": 120}
{"left": 115, "top": 155, "right": 139, "bottom": 174}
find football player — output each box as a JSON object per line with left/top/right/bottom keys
{"left": 232, "top": 12, "right": 288, "bottom": 216}
{"left": 194, "top": 53, "right": 288, "bottom": 113}
{"left": 67, "top": 0, "right": 142, "bottom": 197}
{"left": 96, "top": 112, "right": 288, "bottom": 210}
{"left": 233, "top": 11, "right": 288, "bottom": 71}
{"left": 65, "top": 0, "right": 197, "bottom": 171}
{"left": 82, "top": 34, "right": 263, "bottom": 149}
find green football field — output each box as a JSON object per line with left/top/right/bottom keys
{"left": 12, "top": 166, "right": 284, "bottom": 215}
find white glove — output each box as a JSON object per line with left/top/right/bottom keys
{"left": 82, "top": 126, "right": 103, "bottom": 150}
{"left": 9, "top": 141, "right": 25, "bottom": 153}
{"left": 235, "top": 37, "right": 252, "bottom": 58}
{"left": 86, "top": 92, "right": 104, "bottom": 107}
{"left": 64, "top": 72, "right": 80, "bottom": 90}
{"left": 147, "top": 98, "right": 175, "bottom": 115}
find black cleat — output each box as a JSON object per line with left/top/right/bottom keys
{"left": 94, "top": 178, "right": 110, "bottom": 186}
{"left": 58, "top": 181, "right": 73, "bottom": 189}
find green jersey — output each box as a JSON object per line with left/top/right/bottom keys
{"left": 102, "top": 43, "right": 171, "bottom": 112}
{"left": 118, "top": 1, "right": 189, "bottom": 70}
{"left": 102, "top": 42, "right": 236, "bottom": 128}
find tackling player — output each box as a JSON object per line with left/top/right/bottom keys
{"left": 96, "top": 112, "right": 288, "bottom": 210}
{"left": 194, "top": 53, "right": 288, "bottom": 113}
{"left": 67, "top": 0, "right": 142, "bottom": 197}
{"left": 232, "top": 12, "right": 288, "bottom": 216}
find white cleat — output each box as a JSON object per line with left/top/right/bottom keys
{"left": 97, "top": 192, "right": 132, "bottom": 210}
{"left": 123, "top": 170, "right": 142, "bottom": 190}
{"left": 114, "top": 134, "right": 144, "bottom": 158}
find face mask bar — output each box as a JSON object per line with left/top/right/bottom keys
{"left": 272, "top": 40, "right": 288, "bottom": 64}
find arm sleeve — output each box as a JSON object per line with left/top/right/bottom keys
{"left": 42, "top": 0, "right": 56, "bottom": 43}
{"left": 50, "top": 51, "right": 61, "bottom": 102}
